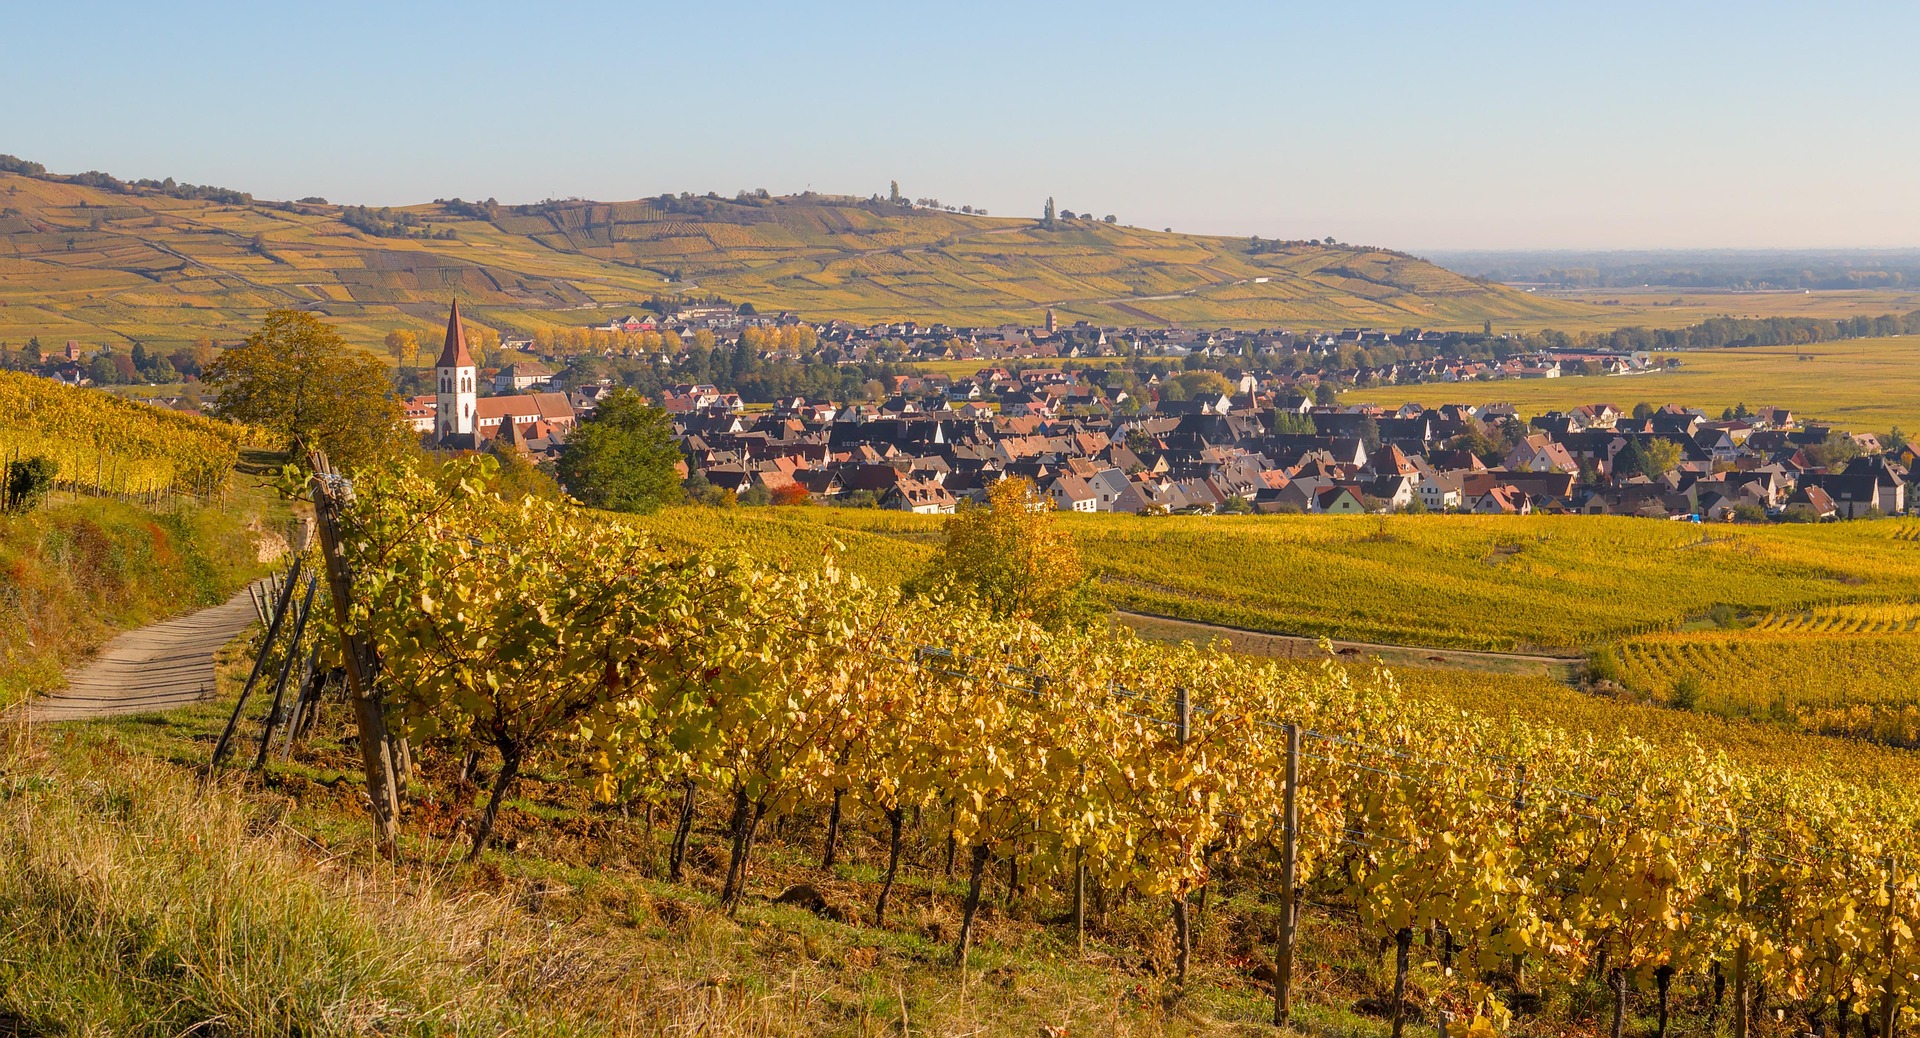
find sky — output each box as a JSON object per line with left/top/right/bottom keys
{"left": 4, "top": 1, "right": 1917, "bottom": 251}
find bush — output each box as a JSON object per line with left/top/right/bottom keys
{"left": 1585, "top": 648, "right": 1624, "bottom": 686}
{"left": 2, "top": 456, "right": 55, "bottom": 511}
{"left": 1671, "top": 673, "right": 1702, "bottom": 711}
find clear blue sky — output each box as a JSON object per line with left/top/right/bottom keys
{"left": 5, "top": 1, "right": 1916, "bottom": 250}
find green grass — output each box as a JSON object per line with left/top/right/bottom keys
{"left": 1345, "top": 333, "right": 1920, "bottom": 433}
{"left": 0, "top": 489, "right": 277, "bottom": 710}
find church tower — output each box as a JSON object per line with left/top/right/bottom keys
{"left": 435, "top": 298, "right": 476, "bottom": 440}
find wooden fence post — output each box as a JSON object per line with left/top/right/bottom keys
{"left": 1735, "top": 832, "right": 1752, "bottom": 1038}
{"left": 253, "top": 576, "right": 317, "bottom": 770}
{"left": 207, "top": 557, "right": 303, "bottom": 775}
{"left": 309, "top": 452, "right": 400, "bottom": 857}
{"left": 1273, "top": 721, "right": 1301, "bottom": 1025}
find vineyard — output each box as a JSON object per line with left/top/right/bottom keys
{"left": 1757, "top": 603, "right": 1920, "bottom": 634}
{"left": 628, "top": 506, "right": 1920, "bottom": 652}
{"left": 0, "top": 371, "right": 239, "bottom": 498}
{"left": 1601, "top": 620, "right": 1920, "bottom": 746}
{"left": 286, "top": 456, "right": 1920, "bottom": 1035}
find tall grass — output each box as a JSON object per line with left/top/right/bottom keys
{"left": 0, "top": 496, "right": 268, "bottom": 710}
{"left": 0, "top": 730, "right": 581, "bottom": 1035}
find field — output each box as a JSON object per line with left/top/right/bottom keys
{"left": 0, "top": 170, "right": 1611, "bottom": 349}
{"left": 1344, "top": 334, "right": 1920, "bottom": 433}
{"left": 0, "top": 369, "right": 242, "bottom": 496}
{"left": 631, "top": 506, "right": 1920, "bottom": 652}
{"left": 1495, "top": 287, "right": 1920, "bottom": 333}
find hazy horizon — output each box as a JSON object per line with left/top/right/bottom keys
{"left": 7, "top": 1, "right": 1918, "bottom": 252}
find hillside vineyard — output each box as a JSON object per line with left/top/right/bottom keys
{"left": 343, "top": 456, "right": 1920, "bottom": 1029}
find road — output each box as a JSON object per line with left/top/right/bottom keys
{"left": 21, "top": 587, "right": 259, "bottom": 721}
{"left": 1113, "top": 610, "right": 1583, "bottom": 681}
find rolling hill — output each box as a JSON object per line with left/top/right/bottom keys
{"left": 0, "top": 166, "right": 1599, "bottom": 349}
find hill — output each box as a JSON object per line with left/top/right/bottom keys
{"left": 0, "top": 167, "right": 1599, "bottom": 349}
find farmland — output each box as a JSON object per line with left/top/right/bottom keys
{"left": 631, "top": 506, "right": 1920, "bottom": 652}
{"left": 0, "top": 369, "right": 241, "bottom": 497}
{"left": 1344, "top": 334, "right": 1920, "bottom": 433}
{"left": 0, "top": 170, "right": 1605, "bottom": 350}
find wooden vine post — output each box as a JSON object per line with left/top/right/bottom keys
{"left": 1272, "top": 720, "right": 1302, "bottom": 1025}
{"left": 253, "top": 576, "right": 317, "bottom": 770}
{"left": 207, "top": 556, "right": 304, "bottom": 775}
{"left": 308, "top": 451, "right": 400, "bottom": 857}
{"left": 1881, "top": 857, "right": 1901, "bottom": 1038}
{"left": 1735, "top": 831, "right": 1752, "bottom": 1038}
{"left": 1172, "top": 686, "right": 1193, "bottom": 989}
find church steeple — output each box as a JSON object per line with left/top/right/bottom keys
{"left": 436, "top": 297, "right": 474, "bottom": 368}
{"left": 435, "top": 297, "right": 477, "bottom": 439}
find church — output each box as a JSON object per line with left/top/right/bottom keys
{"left": 426, "top": 298, "right": 577, "bottom": 454}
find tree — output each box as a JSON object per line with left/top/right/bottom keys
{"left": 1171, "top": 370, "right": 1233, "bottom": 401}
{"left": 1043, "top": 197, "right": 1056, "bottom": 230}
{"left": 1803, "top": 431, "right": 1861, "bottom": 469}
{"left": 889, "top": 180, "right": 902, "bottom": 204}
{"left": 913, "top": 477, "right": 1099, "bottom": 632}
{"left": 554, "top": 388, "right": 684, "bottom": 513}
{"left": 203, "top": 310, "right": 409, "bottom": 471}
{"left": 1314, "top": 381, "right": 1339, "bottom": 406}
{"left": 1613, "top": 437, "right": 1681, "bottom": 480}
{"left": 384, "top": 328, "right": 420, "bottom": 368}
{"left": 1633, "top": 402, "right": 1656, "bottom": 420}
{"left": 1887, "top": 426, "right": 1908, "bottom": 452}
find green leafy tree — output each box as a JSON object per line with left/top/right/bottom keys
{"left": 203, "top": 309, "right": 408, "bottom": 471}
{"left": 1641, "top": 438, "right": 1683, "bottom": 478}
{"left": 555, "top": 388, "right": 684, "bottom": 513}
{"left": 1803, "top": 431, "right": 1861, "bottom": 469}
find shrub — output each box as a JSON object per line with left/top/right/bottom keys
{"left": 2, "top": 456, "right": 55, "bottom": 512}
{"left": 1671, "top": 673, "right": 1702, "bottom": 711}
{"left": 1586, "top": 647, "right": 1624, "bottom": 686}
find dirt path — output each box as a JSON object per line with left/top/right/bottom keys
{"left": 22, "top": 587, "right": 260, "bottom": 722}
{"left": 1114, "top": 610, "right": 1584, "bottom": 681}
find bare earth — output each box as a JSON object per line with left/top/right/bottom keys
{"left": 24, "top": 588, "right": 259, "bottom": 722}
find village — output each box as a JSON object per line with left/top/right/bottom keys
{"left": 410, "top": 302, "right": 1909, "bottom": 522}
{"left": 5, "top": 300, "right": 1908, "bottom": 522}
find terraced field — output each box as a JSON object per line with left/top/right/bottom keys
{"left": 0, "top": 170, "right": 1597, "bottom": 349}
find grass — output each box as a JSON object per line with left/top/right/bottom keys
{"left": 0, "top": 489, "right": 278, "bottom": 711}
{"left": 1344, "top": 333, "right": 1920, "bottom": 433}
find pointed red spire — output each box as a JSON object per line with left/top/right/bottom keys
{"left": 436, "top": 297, "right": 473, "bottom": 368}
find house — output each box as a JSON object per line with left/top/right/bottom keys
{"left": 1413, "top": 469, "right": 1464, "bottom": 512}
{"left": 1313, "top": 486, "right": 1365, "bottom": 514}
{"left": 494, "top": 362, "right": 556, "bottom": 393}
{"left": 1504, "top": 434, "right": 1579, "bottom": 474}
{"left": 1046, "top": 474, "right": 1099, "bottom": 512}
{"left": 402, "top": 395, "right": 437, "bottom": 433}
{"left": 1469, "top": 485, "right": 1532, "bottom": 515}
{"left": 882, "top": 477, "right": 957, "bottom": 514}
{"left": 1785, "top": 485, "right": 1838, "bottom": 519}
